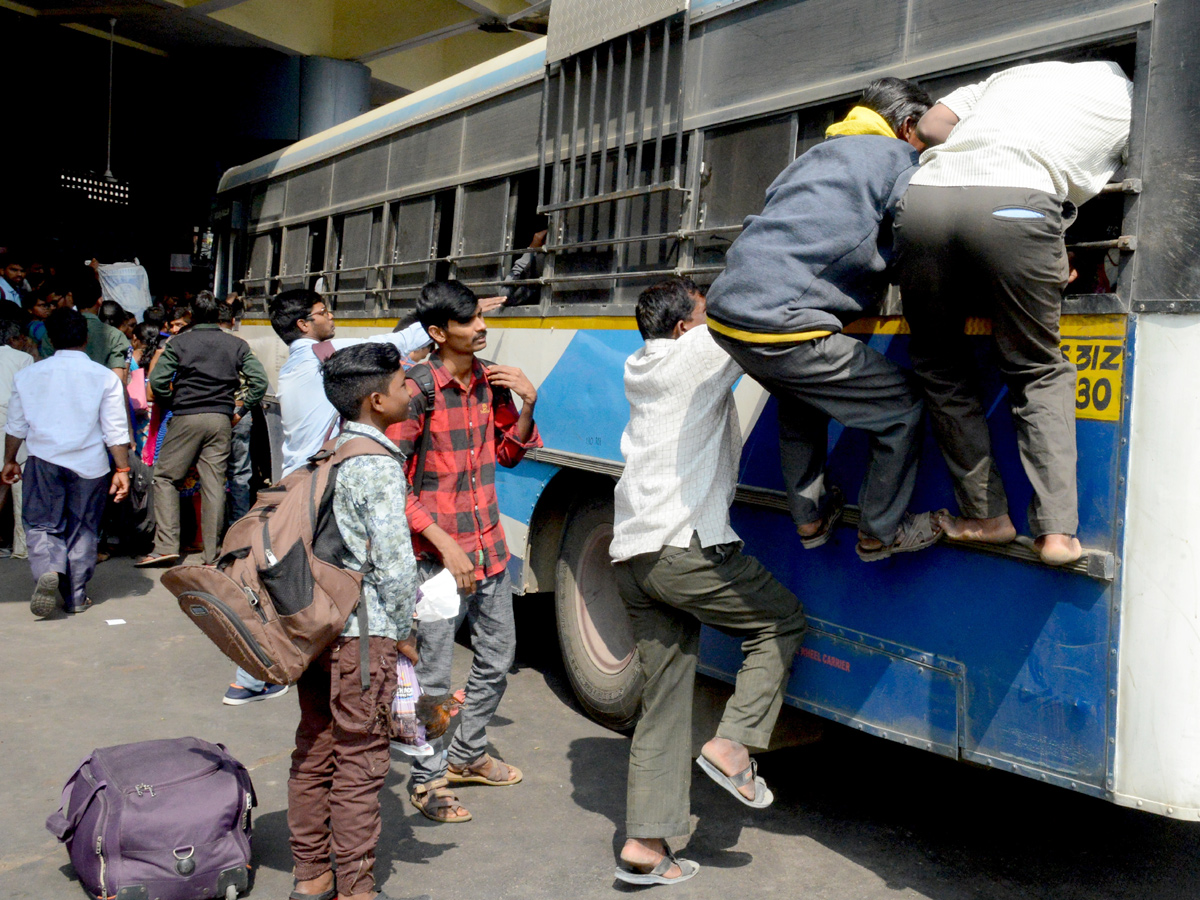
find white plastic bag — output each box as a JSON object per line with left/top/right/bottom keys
{"left": 414, "top": 568, "right": 462, "bottom": 622}
{"left": 97, "top": 260, "right": 152, "bottom": 321}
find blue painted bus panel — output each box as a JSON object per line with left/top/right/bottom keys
{"left": 499, "top": 323, "right": 1122, "bottom": 788}
{"left": 698, "top": 626, "right": 962, "bottom": 756}
{"left": 533, "top": 330, "right": 643, "bottom": 462}
{"left": 737, "top": 332, "right": 1122, "bottom": 548}
{"left": 496, "top": 460, "right": 561, "bottom": 583}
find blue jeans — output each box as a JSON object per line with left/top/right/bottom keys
{"left": 234, "top": 666, "right": 267, "bottom": 692}
{"left": 227, "top": 412, "right": 254, "bottom": 523}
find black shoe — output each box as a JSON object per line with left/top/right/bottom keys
{"left": 30, "top": 573, "right": 62, "bottom": 618}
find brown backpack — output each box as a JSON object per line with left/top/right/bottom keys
{"left": 162, "top": 433, "right": 401, "bottom": 689}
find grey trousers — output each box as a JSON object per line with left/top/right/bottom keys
{"left": 152, "top": 412, "right": 231, "bottom": 564}
{"left": 409, "top": 562, "right": 517, "bottom": 786}
{"left": 894, "top": 185, "right": 1077, "bottom": 537}
{"left": 23, "top": 456, "right": 109, "bottom": 608}
{"left": 714, "top": 330, "right": 924, "bottom": 544}
{"left": 616, "top": 535, "right": 805, "bottom": 838}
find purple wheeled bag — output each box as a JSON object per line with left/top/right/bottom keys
{"left": 46, "top": 737, "right": 255, "bottom": 900}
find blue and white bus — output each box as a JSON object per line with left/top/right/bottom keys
{"left": 214, "top": 0, "right": 1200, "bottom": 821}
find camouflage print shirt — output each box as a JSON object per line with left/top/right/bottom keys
{"left": 333, "top": 421, "right": 418, "bottom": 641}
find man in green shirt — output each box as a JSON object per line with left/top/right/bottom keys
{"left": 76, "top": 278, "right": 130, "bottom": 384}
{"left": 136, "top": 291, "right": 268, "bottom": 567}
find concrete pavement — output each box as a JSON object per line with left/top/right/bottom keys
{"left": 2, "top": 557, "right": 1199, "bottom": 900}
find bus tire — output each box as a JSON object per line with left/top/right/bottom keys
{"left": 555, "top": 496, "right": 644, "bottom": 732}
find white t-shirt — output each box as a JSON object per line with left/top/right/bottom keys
{"left": 611, "top": 325, "right": 744, "bottom": 562}
{"left": 911, "top": 61, "right": 1133, "bottom": 206}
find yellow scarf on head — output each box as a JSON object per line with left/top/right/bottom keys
{"left": 825, "top": 106, "right": 896, "bottom": 139}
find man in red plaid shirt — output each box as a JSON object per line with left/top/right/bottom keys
{"left": 386, "top": 280, "right": 541, "bottom": 825}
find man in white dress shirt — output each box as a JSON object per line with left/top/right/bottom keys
{"left": 2, "top": 308, "right": 131, "bottom": 617}
{"left": 221, "top": 288, "right": 431, "bottom": 705}
{"left": 895, "top": 59, "right": 1133, "bottom": 565}
{"left": 0, "top": 320, "right": 34, "bottom": 559}
{"left": 610, "top": 280, "right": 806, "bottom": 887}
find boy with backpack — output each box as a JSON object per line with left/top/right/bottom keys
{"left": 287, "top": 342, "right": 430, "bottom": 900}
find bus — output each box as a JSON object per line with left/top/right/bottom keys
{"left": 213, "top": 0, "right": 1200, "bottom": 821}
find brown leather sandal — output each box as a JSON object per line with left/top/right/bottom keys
{"left": 445, "top": 753, "right": 523, "bottom": 786}
{"left": 409, "top": 777, "right": 473, "bottom": 823}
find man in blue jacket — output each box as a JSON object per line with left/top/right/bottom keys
{"left": 706, "top": 77, "right": 940, "bottom": 561}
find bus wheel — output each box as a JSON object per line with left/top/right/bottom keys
{"left": 555, "top": 496, "right": 643, "bottom": 732}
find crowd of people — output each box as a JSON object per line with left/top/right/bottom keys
{"left": 0, "top": 55, "right": 1132, "bottom": 900}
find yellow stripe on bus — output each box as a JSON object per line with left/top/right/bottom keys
{"left": 241, "top": 313, "right": 1126, "bottom": 338}
{"left": 240, "top": 316, "right": 640, "bottom": 331}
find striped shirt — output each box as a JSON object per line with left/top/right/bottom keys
{"left": 911, "top": 61, "right": 1133, "bottom": 207}
{"left": 611, "top": 325, "right": 743, "bottom": 562}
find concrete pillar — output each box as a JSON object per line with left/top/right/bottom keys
{"left": 298, "top": 56, "right": 371, "bottom": 138}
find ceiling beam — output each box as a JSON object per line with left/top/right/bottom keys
{"left": 185, "top": 0, "right": 254, "bottom": 12}
{"left": 63, "top": 19, "right": 168, "bottom": 54}
{"left": 0, "top": 0, "right": 40, "bottom": 14}
{"left": 354, "top": 17, "right": 483, "bottom": 64}
{"left": 36, "top": 5, "right": 156, "bottom": 17}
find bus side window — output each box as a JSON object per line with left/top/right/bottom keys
{"left": 455, "top": 178, "right": 510, "bottom": 290}
{"left": 385, "top": 195, "right": 438, "bottom": 312}
{"left": 693, "top": 113, "right": 806, "bottom": 272}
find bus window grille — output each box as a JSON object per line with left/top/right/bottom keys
{"left": 539, "top": 14, "right": 691, "bottom": 300}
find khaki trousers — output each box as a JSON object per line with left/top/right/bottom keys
{"left": 151, "top": 412, "right": 231, "bottom": 563}
{"left": 615, "top": 535, "right": 805, "bottom": 838}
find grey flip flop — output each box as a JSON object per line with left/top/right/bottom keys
{"left": 615, "top": 842, "right": 700, "bottom": 886}
{"left": 695, "top": 754, "right": 774, "bottom": 809}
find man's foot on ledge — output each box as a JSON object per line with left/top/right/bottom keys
{"left": 934, "top": 511, "right": 1017, "bottom": 544}
{"left": 1035, "top": 533, "right": 1083, "bottom": 566}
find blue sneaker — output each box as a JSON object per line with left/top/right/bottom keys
{"left": 223, "top": 682, "right": 289, "bottom": 706}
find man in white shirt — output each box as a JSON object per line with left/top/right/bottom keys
{"left": 2, "top": 308, "right": 131, "bottom": 617}
{"left": 610, "top": 280, "right": 806, "bottom": 887}
{"left": 0, "top": 254, "right": 26, "bottom": 313}
{"left": 0, "top": 320, "right": 34, "bottom": 559}
{"left": 895, "top": 59, "right": 1133, "bottom": 566}
{"left": 221, "top": 288, "right": 431, "bottom": 706}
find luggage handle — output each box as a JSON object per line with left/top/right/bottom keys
{"left": 46, "top": 772, "right": 106, "bottom": 841}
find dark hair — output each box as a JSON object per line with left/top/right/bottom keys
{"left": 143, "top": 306, "right": 166, "bottom": 329}
{"left": 859, "top": 77, "right": 933, "bottom": 135}
{"left": 26, "top": 280, "right": 64, "bottom": 309}
{"left": 46, "top": 307, "right": 89, "bottom": 350}
{"left": 635, "top": 280, "right": 698, "bottom": 340}
{"left": 98, "top": 299, "right": 126, "bottom": 328}
{"left": 133, "top": 321, "right": 165, "bottom": 359}
{"left": 321, "top": 342, "right": 402, "bottom": 420}
{"left": 269, "top": 288, "right": 322, "bottom": 345}
{"left": 0, "top": 320, "right": 22, "bottom": 345}
{"left": 229, "top": 298, "right": 244, "bottom": 319}
{"left": 191, "top": 290, "right": 220, "bottom": 325}
{"left": 75, "top": 274, "right": 103, "bottom": 310}
{"left": 171, "top": 305, "right": 193, "bottom": 324}
{"left": 416, "top": 281, "right": 479, "bottom": 333}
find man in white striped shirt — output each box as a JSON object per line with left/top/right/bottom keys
{"left": 894, "top": 59, "right": 1133, "bottom": 566}
{"left": 610, "top": 279, "right": 806, "bottom": 887}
